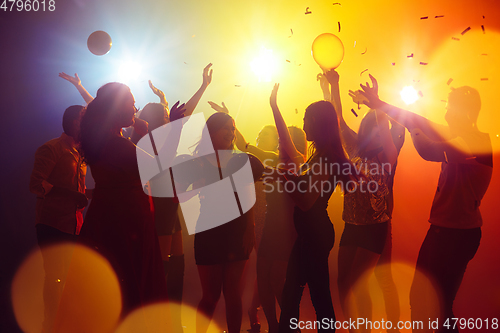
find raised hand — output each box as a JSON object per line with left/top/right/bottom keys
{"left": 207, "top": 101, "right": 229, "bottom": 113}
{"left": 348, "top": 90, "right": 369, "bottom": 105}
{"left": 169, "top": 101, "right": 187, "bottom": 122}
{"left": 148, "top": 80, "right": 168, "bottom": 106}
{"left": 317, "top": 73, "right": 330, "bottom": 100}
{"left": 360, "top": 74, "right": 379, "bottom": 96}
{"left": 59, "top": 72, "right": 81, "bottom": 86}
{"left": 324, "top": 69, "right": 340, "bottom": 85}
{"left": 270, "top": 83, "right": 279, "bottom": 110}
{"left": 202, "top": 63, "right": 213, "bottom": 87}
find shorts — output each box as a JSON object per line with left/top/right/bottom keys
{"left": 339, "top": 221, "right": 389, "bottom": 254}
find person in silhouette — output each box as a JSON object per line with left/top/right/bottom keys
{"left": 322, "top": 71, "right": 404, "bottom": 333}
{"left": 30, "top": 104, "right": 88, "bottom": 333}
{"left": 265, "top": 84, "right": 355, "bottom": 333}
{"left": 358, "top": 82, "right": 493, "bottom": 333}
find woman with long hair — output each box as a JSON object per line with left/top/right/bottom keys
{"left": 264, "top": 84, "right": 355, "bottom": 333}
{"left": 321, "top": 71, "right": 403, "bottom": 333}
{"left": 178, "top": 112, "right": 254, "bottom": 333}
{"left": 78, "top": 82, "right": 178, "bottom": 315}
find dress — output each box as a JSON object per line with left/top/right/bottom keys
{"left": 79, "top": 135, "right": 167, "bottom": 314}
{"left": 194, "top": 154, "right": 255, "bottom": 265}
{"left": 279, "top": 173, "right": 336, "bottom": 333}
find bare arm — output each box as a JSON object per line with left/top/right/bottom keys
{"left": 148, "top": 80, "right": 168, "bottom": 106}
{"left": 357, "top": 74, "right": 452, "bottom": 141}
{"left": 59, "top": 72, "right": 94, "bottom": 105}
{"left": 183, "top": 63, "right": 213, "bottom": 116}
{"left": 375, "top": 110, "right": 398, "bottom": 169}
{"left": 269, "top": 84, "right": 304, "bottom": 166}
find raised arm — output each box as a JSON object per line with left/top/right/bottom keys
{"left": 375, "top": 110, "right": 398, "bottom": 169}
{"left": 183, "top": 63, "right": 213, "bottom": 117}
{"left": 358, "top": 74, "right": 452, "bottom": 141}
{"left": 59, "top": 72, "right": 94, "bottom": 105}
{"left": 269, "top": 84, "right": 304, "bottom": 166}
{"left": 148, "top": 80, "right": 168, "bottom": 106}
{"left": 325, "top": 70, "right": 357, "bottom": 140}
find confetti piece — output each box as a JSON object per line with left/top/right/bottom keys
{"left": 354, "top": 41, "right": 356, "bottom": 47}
{"left": 480, "top": 78, "right": 488, "bottom": 81}
{"left": 351, "top": 108, "right": 358, "bottom": 117}
{"left": 338, "top": 22, "right": 341, "bottom": 32}
{"left": 447, "top": 78, "right": 453, "bottom": 85}
{"left": 452, "top": 37, "right": 460, "bottom": 41}
{"left": 286, "top": 60, "right": 291, "bottom": 63}
{"left": 418, "top": 91, "right": 423, "bottom": 97}
{"left": 483, "top": 15, "right": 485, "bottom": 19}
{"left": 391, "top": 62, "right": 396, "bottom": 66}
{"left": 481, "top": 53, "right": 487, "bottom": 56}
{"left": 184, "top": 62, "right": 188, "bottom": 64}
{"left": 435, "top": 15, "right": 444, "bottom": 18}
{"left": 295, "top": 108, "right": 299, "bottom": 114}
{"left": 461, "top": 27, "right": 471, "bottom": 35}
{"left": 465, "top": 156, "right": 477, "bottom": 160}
{"left": 305, "top": 7, "right": 312, "bottom": 14}
{"left": 333, "top": 2, "right": 341, "bottom": 5}
{"left": 420, "top": 62, "right": 428, "bottom": 65}
{"left": 420, "top": 16, "right": 428, "bottom": 20}
{"left": 235, "top": 85, "right": 241, "bottom": 87}
{"left": 407, "top": 53, "right": 414, "bottom": 58}
{"left": 360, "top": 69, "right": 368, "bottom": 76}
{"left": 444, "top": 151, "right": 448, "bottom": 163}
{"left": 481, "top": 25, "right": 485, "bottom": 33}
{"left": 361, "top": 47, "right": 367, "bottom": 55}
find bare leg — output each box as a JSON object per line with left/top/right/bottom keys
{"left": 197, "top": 265, "right": 223, "bottom": 333}
{"left": 223, "top": 260, "right": 247, "bottom": 333}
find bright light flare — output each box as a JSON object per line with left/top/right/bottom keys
{"left": 118, "top": 61, "right": 143, "bottom": 83}
{"left": 400, "top": 86, "right": 419, "bottom": 105}
{"left": 251, "top": 47, "right": 278, "bottom": 82}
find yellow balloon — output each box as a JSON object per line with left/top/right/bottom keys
{"left": 87, "top": 30, "right": 112, "bottom": 56}
{"left": 311, "top": 33, "right": 344, "bottom": 69}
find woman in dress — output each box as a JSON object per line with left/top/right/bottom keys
{"left": 78, "top": 82, "right": 172, "bottom": 316}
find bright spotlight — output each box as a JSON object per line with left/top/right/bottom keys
{"left": 118, "top": 61, "right": 142, "bottom": 83}
{"left": 400, "top": 86, "right": 419, "bottom": 105}
{"left": 251, "top": 47, "right": 278, "bottom": 82}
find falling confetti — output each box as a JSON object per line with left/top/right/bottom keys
{"left": 418, "top": 91, "right": 423, "bottom": 98}
{"left": 407, "top": 53, "right": 414, "bottom": 58}
{"left": 465, "top": 156, "right": 477, "bottom": 160}
{"left": 295, "top": 108, "right": 299, "bottom": 114}
{"left": 338, "top": 22, "right": 341, "bottom": 32}
{"left": 452, "top": 37, "right": 460, "bottom": 41}
{"left": 481, "top": 53, "right": 488, "bottom": 56}
{"left": 360, "top": 69, "right": 368, "bottom": 76}
{"left": 351, "top": 108, "right": 358, "bottom": 117}
{"left": 289, "top": 29, "right": 293, "bottom": 38}
{"left": 444, "top": 151, "right": 448, "bottom": 163}
{"left": 354, "top": 41, "right": 356, "bottom": 47}
{"left": 480, "top": 78, "right": 488, "bottom": 81}
{"left": 391, "top": 62, "right": 396, "bottom": 66}
{"left": 481, "top": 25, "right": 485, "bottom": 33}
{"left": 420, "top": 62, "right": 428, "bottom": 65}
{"left": 461, "top": 27, "right": 471, "bottom": 35}
{"left": 286, "top": 60, "right": 291, "bottom": 62}
{"left": 435, "top": 15, "right": 444, "bottom": 18}
{"left": 361, "top": 47, "right": 367, "bottom": 55}
{"left": 235, "top": 85, "right": 241, "bottom": 87}
{"left": 483, "top": 15, "right": 485, "bottom": 19}
{"left": 420, "top": 16, "right": 429, "bottom": 20}
{"left": 333, "top": 2, "right": 341, "bottom": 5}
{"left": 305, "top": 7, "right": 312, "bottom": 14}
{"left": 447, "top": 78, "right": 453, "bottom": 85}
